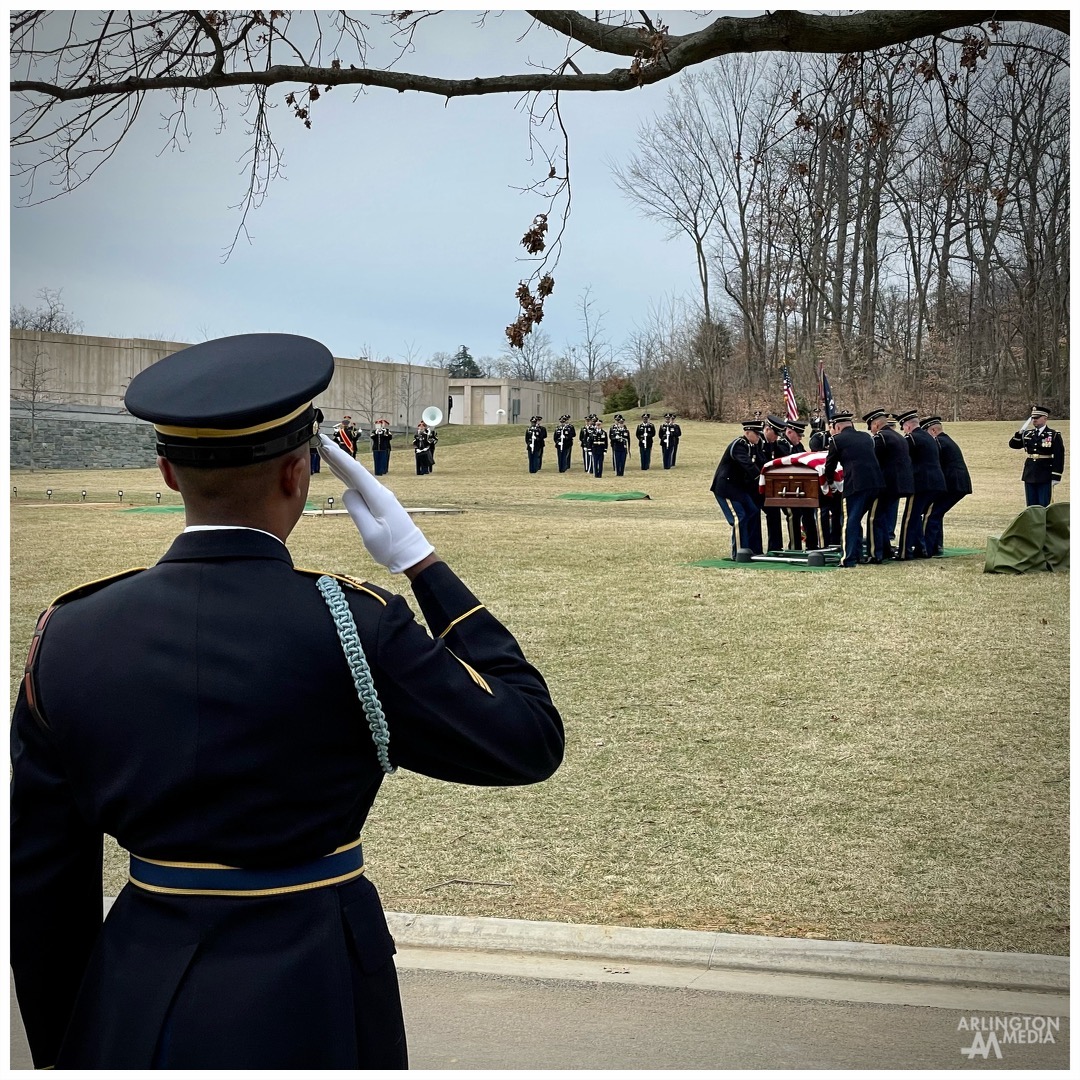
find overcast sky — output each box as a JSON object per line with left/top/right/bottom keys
{"left": 9, "top": 9, "right": 761, "bottom": 367}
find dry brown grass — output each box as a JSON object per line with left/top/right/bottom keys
{"left": 9, "top": 420, "right": 1069, "bottom": 953}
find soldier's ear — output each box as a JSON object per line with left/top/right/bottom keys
{"left": 158, "top": 457, "right": 181, "bottom": 492}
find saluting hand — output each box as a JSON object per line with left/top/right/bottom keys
{"left": 318, "top": 434, "right": 435, "bottom": 573}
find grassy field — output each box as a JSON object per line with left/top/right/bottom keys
{"left": 9, "top": 418, "right": 1070, "bottom": 955}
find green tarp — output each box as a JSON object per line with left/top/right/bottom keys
{"left": 985, "top": 502, "right": 1070, "bottom": 574}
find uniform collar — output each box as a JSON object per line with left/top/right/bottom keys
{"left": 158, "top": 527, "right": 294, "bottom": 566}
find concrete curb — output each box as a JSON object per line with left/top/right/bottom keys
{"left": 384, "top": 912, "right": 1070, "bottom": 995}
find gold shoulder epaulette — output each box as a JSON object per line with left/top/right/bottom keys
{"left": 294, "top": 567, "right": 388, "bottom": 606}
{"left": 48, "top": 567, "right": 148, "bottom": 609}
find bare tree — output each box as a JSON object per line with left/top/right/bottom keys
{"left": 574, "top": 286, "right": 618, "bottom": 407}
{"left": 12, "top": 345, "right": 60, "bottom": 471}
{"left": 493, "top": 330, "right": 555, "bottom": 383}
{"left": 10, "top": 287, "right": 83, "bottom": 334}
{"left": 10, "top": 11, "right": 1064, "bottom": 344}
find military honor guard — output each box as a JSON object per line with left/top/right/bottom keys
{"left": 580, "top": 414, "right": 595, "bottom": 473}
{"left": 710, "top": 418, "right": 766, "bottom": 558}
{"left": 588, "top": 417, "right": 609, "bottom": 477}
{"left": 9, "top": 332, "right": 565, "bottom": 1069}
{"left": 1008, "top": 405, "right": 1066, "bottom": 506}
{"left": 369, "top": 418, "right": 393, "bottom": 476}
{"left": 553, "top": 414, "right": 576, "bottom": 473}
{"left": 525, "top": 415, "right": 548, "bottom": 473}
{"left": 413, "top": 419, "right": 435, "bottom": 475}
{"left": 609, "top": 414, "right": 631, "bottom": 475}
{"left": 822, "top": 411, "right": 884, "bottom": 568}
{"left": 659, "top": 413, "right": 682, "bottom": 469}
{"left": 636, "top": 412, "right": 656, "bottom": 470}
{"left": 895, "top": 409, "right": 945, "bottom": 559}
{"left": 333, "top": 414, "right": 360, "bottom": 458}
{"left": 809, "top": 415, "right": 841, "bottom": 545}
{"left": 865, "top": 408, "right": 913, "bottom": 562}
{"left": 761, "top": 414, "right": 788, "bottom": 552}
{"left": 781, "top": 419, "right": 819, "bottom": 550}
{"left": 922, "top": 416, "right": 973, "bottom": 556}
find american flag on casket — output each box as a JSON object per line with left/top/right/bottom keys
{"left": 758, "top": 451, "right": 843, "bottom": 495}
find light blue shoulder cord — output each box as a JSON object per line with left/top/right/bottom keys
{"left": 316, "top": 575, "right": 395, "bottom": 774}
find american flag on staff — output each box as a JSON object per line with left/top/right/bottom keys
{"left": 781, "top": 365, "right": 798, "bottom": 421}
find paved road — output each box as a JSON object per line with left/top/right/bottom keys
{"left": 12, "top": 962, "right": 1068, "bottom": 1070}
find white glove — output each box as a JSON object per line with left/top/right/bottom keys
{"left": 318, "top": 434, "right": 434, "bottom": 573}
{"left": 1020, "top": 416, "right": 1033, "bottom": 432}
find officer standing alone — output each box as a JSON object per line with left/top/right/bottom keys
{"left": 1009, "top": 405, "right": 1066, "bottom": 506}
{"left": 9, "top": 333, "right": 564, "bottom": 1069}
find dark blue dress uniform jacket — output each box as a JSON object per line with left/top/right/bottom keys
{"left": 906, "top": 426, "right": 946, "bottom": 492}
{"left": 936, "top": 431, "right": 973, "bottom": 494}
{"left": 822, "top": 427, "right": 884, "bottom": 494}
{"left": 710, "top": 436, "right": 762, "bottom": 496}
{"left": 1008, "top": 425, "right": 1065, "bottom": 484}
{"left": 874, "top": 425, "right": 915, "bottom": 495}
{"left": 10, "top": 528, "right": 564, "bottom": 1069}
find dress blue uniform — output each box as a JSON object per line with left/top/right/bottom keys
{"left": 895, "top": 410, "right": 945, "bottom": 559}
{"left": 554, "top": 415, "right": 576, "bottom": 472}
{"left": 525, "top": 416, "right": 547, "bottom": 472}
{"left": 922, "top": 417, "right": 972, "bottom": 555}
{"left": 822, "top": 413, "right": 884, "bottom": 568}
{"left": 781, "top": 421, "right": 819, "bottom": 550}
{"left": 609, "top": 415, "right": 630, "bottom": 475}
{"left": 1008, "top": 406, "right": 1065, "bottom": 506}
{"left": 866, "top": 410, "right": 913, "bottom": 562}
{"left": 370, "top": 420, "right": 393, "bottom": 475}
{"left": 809, "top": 419, "right": 841, "bottom": 545}
{"left": 589, "top": 422, "right": 609, "bottom": 477}
{"left": 710, "top": 420, "right": 765, "bottom": 557}
{"left": 761, "top": 415, "right": 788, "bottom": 552}
{"left": 659, "top": 414, "right": 682, "bottom": 469}
{"left": 10, "top": 334, "right": 565, "bottom": 1070}
{"left": 636, "top": 414, "right": 655, "bottom": 470}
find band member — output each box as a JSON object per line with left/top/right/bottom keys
{"left": 369, "top": 418, "right": 393, "bottom": 476}
{"left": 761, "top": 415, "right": 788, "bottom": 552}
{"left": 580, "top": 414, "right": 595, "bottom": 474}
{"left": 413, "top": 420, "right": 435, "bottom": 475}
{"left": 866, "top": 409, "right": 913, "bottom": 562}
{"left": 333, "top": 414, "right": 359, "bottom": 458}
{"left": 589, "top": 419, "right": 609, "bottom": 477}
{"left": 809, "top": 416, "right": 840, "bottom": 546}
{"left": 895, "top": 409, "right": 945, "bottom": 559}
{"left": 525, "top": 415, "right": 547, "bottom": 473}
{"left": 659, "top": 413, "right": 682, "bottom": 469}
{"left": 781, "top": 419, "right": 819, "bottom": 550}
{"left": 636, "top": 413, "right": 656, "bottom": 470}
{"left": 1008, "top": 405, "right": 1066, "bottom": 506}
{"left": 609, "top": 414, "right": 631, "bottom": 476}
{"left": 554, "top": 414, "right": 576, "bottom": 473}
{"left": 922, "top": 416, "right": 972, "bottom": 555}
{"left": 822, "top": 411, "right": 884, "bottom": 568}
{"left": 710, "top": 419, "right": 765, "bottom": 558}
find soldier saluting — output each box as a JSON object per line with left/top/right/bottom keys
{"left": 1009, "top": 405, "right": 1066, "bottom": 506}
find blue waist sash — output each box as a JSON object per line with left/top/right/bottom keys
{"left": 128, "top": 838, "right": 364, "bottom": 897}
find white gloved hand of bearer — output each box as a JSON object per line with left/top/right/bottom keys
{"left": 318, "top": 434, "right": 435, "bottom": 573}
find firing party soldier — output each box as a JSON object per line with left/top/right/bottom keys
{"left": 1008, "top": 405, "right": 1066, "bottom": 506}
{"left": 525, "top": 415, "right": 547, "bottom": 473}
{"left": 659, "top": 413, "right": 682, "bottom": 469}
{"left": 822, "top": 411, "right": 884, "bottom": 568}
{"left": 553, "top": 414, "right": 576, "bottom": 473}
{"left": 369, "top": 418, "right": 393, "bottom": 476}
{"left": 895, "top": 409, "right": 945, "bottom": 559}
{"left": 580, "top": 414, "right": 595, "bottom": 473}
{"left": 710, "top": 418, "right": 766, "bottom": 558}
{"left": 588, "top": 418, "right": 609, "bottom": 477}
{"left": 9, "top": 332, "right": 565, "bottom": 1069}
{"left": 865, "top": 408, "right": 913, "bottom": 562}
{"left": 609, "top": 414, "right": 631, "bottom": 476}
{"left": 636, "top": 412, "right": 656, "bottom": 470}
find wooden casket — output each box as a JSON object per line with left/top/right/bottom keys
{"left": 762, "top": 463, "right": 820, "bottom": 508}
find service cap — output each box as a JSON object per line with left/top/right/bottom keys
{"left": 1031, "top": 404, "right": 1051, "bottom": 418}
{"left": 742, "top": 419, "right": 765, "bottom": 432}
{"left": 831, "top": 411, "right": 854, "bottom": 425}
{"left": 893, "top": 409, "right": 919, "bottom": 426}
{"left": 766, "top": 413, "right": 787, "bottom": 433}
{"left": 124, "top": 333, "right": 333, "bottom": 467}
{"left": 785, "top": 419, "right": 807, "bottom": 434}
{"left": 920, "top": 415, "right": 943, "bottom": 429}
{"left": 862, "top": 408, "right": 887, "bottom": 425}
